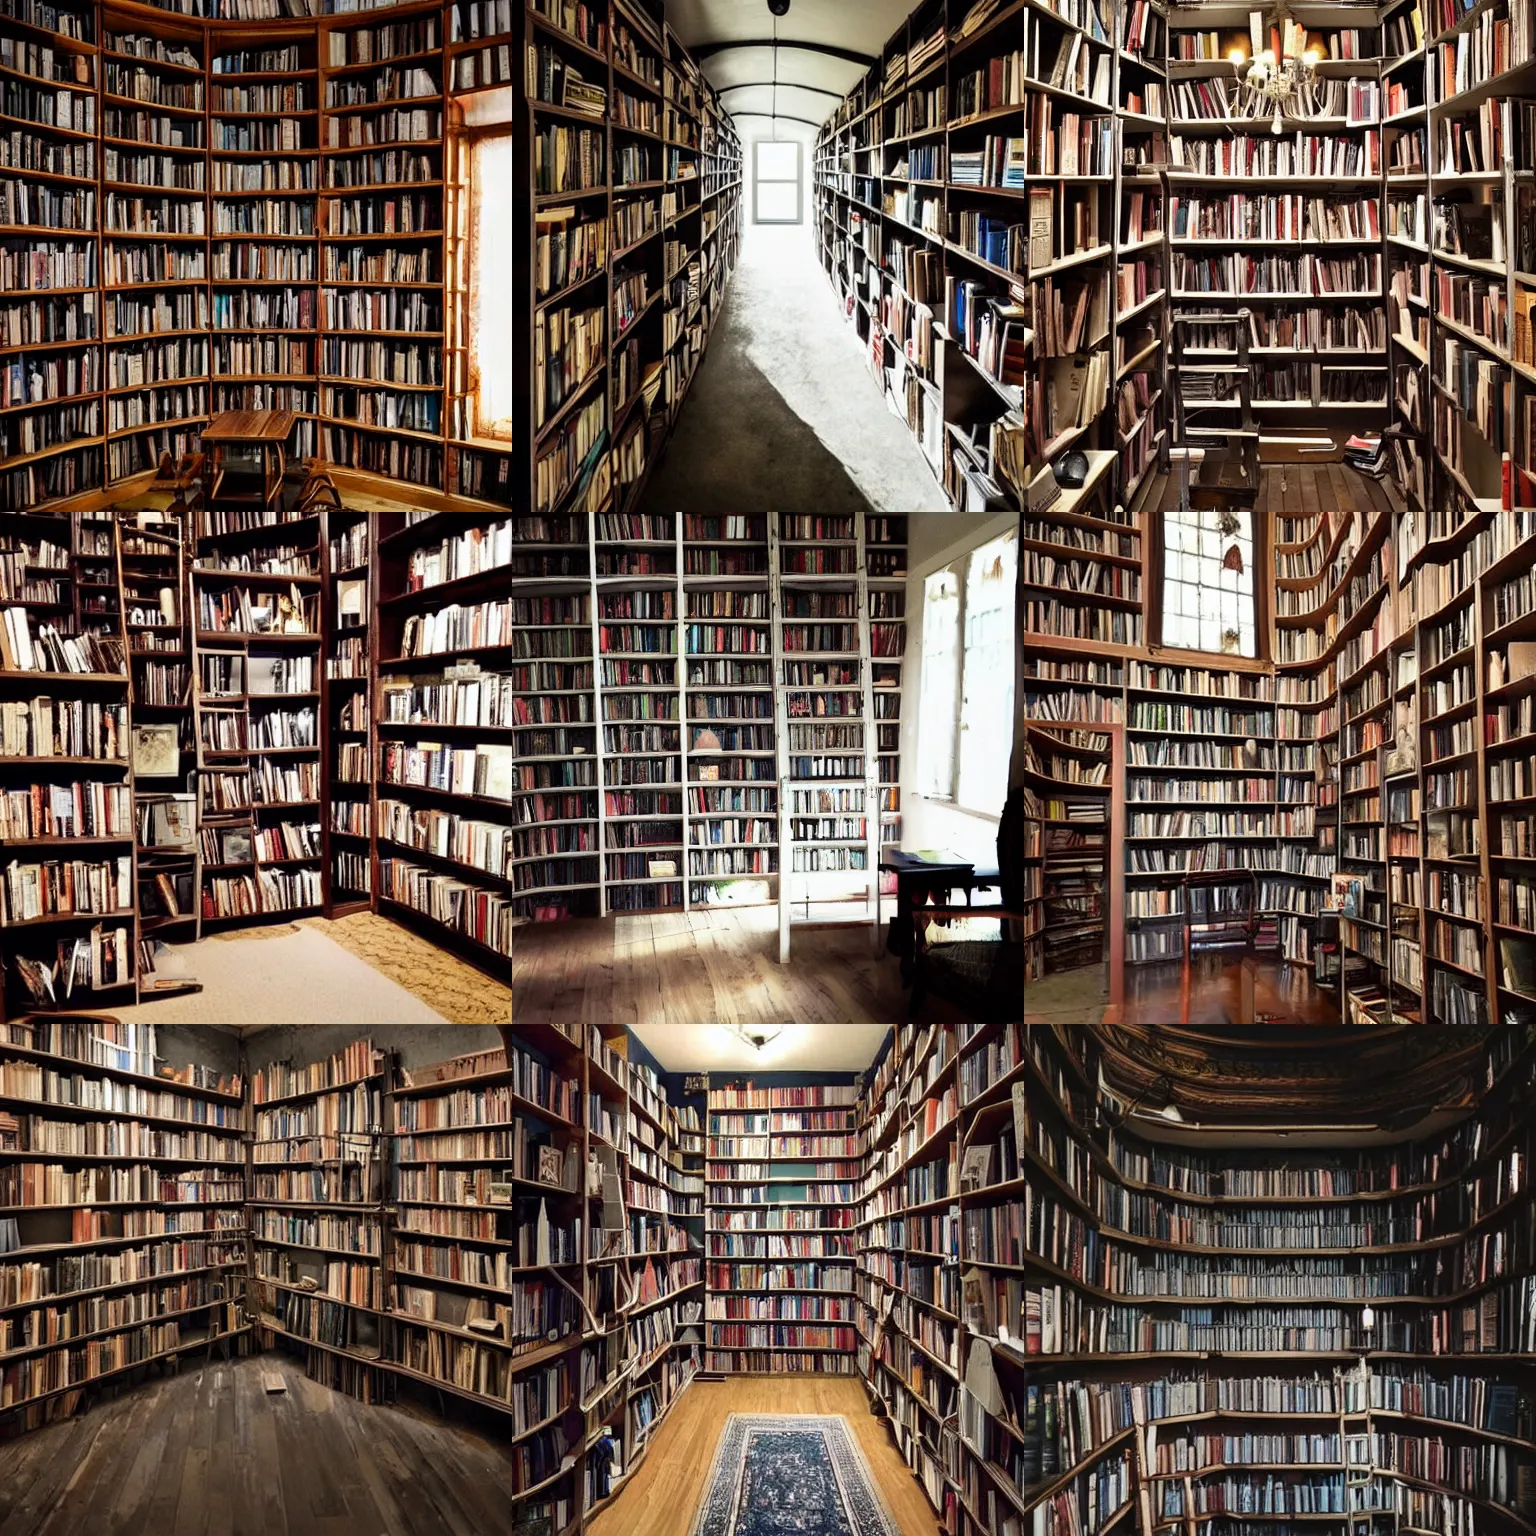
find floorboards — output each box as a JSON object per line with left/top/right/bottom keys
{"left": 585, "top": 1375, "right": 943, "bottom": 1536}
{"left": 513, "top": 908, "right": 909, "bottom": 1024}
{"left": 0, "top": 1355, "right": 512, "bottom": 1536}
{"left": 1157, "top": 462, "right": 1393, "bottom": 512}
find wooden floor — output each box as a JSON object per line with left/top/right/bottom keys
{"left": 0, "top": 1354, "right": 512, "bottom": 1536}
{"left": 586, "top": 1376, "right": 943, "bottom": 1536}
{"left": 1109, "top": 955, "right": 1342, "bottom": 1025}
{"left": 1156, "top": 461, "right": 1397, "bottom": 513}
{"left": 512, "top": 907, "right": 909, "bottom": 1024}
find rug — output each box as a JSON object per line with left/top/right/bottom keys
{"left": 690, "top": 1415, "right": 899, "bottom": 1536}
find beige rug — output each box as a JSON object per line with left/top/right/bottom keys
{"left": 301, "top": 912, "right": 509, "bottom": 1025}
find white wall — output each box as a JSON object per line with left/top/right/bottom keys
{"left": 898, "top": 513, "right": 1019, "bottom": 866}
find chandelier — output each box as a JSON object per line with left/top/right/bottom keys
{"left": 1228, "top": 7, "right": 1320, "bottom": 134}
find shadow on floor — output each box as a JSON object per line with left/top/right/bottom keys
{"left": 1025, "top": 964, "right": 1110, "bottom": 1024}
{"left": 641, "top": 344, "right": 875, "bottom": 514}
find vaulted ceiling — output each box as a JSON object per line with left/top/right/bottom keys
{"left": 666, "top": 0, "right": 914, "bottom": 139}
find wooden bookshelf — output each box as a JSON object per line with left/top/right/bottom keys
{"left": 372, "top": 507, "right": 513, "bottom": 976}
{"left": 321, "top": 506, "right": 371, "bottom": 916}
{"left": 189, "top": 507, "right": 324, "bottom": 930}
{"left": 0, "top": 1021, "right": 248, "bottom": 1433}
{"left": 248, "top": 1037, "right": 390, "bottom": 1392}
{"left": 705, "top": 1077, "right": 862, "bottom": 1378}
{"left": 0, "top": 511, "right": 137, "bottom": 1015}
{"left": 521, "top": 0, "right": 742, "bottom": 518}
{"left": 0, "top": 0, "right": 515, "bottom": 512}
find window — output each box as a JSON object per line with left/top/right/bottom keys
{"left": 918, "top": 528, "right": 1018, "bottom": 815}
{"left": 754, "top": 140, "right": 801, "bottom": 224}
{"left": 1161, "top": 510, "right": 1257, "bottom": 658}
{"left": 469, "top": 131, "right": 514, "bottom": 440}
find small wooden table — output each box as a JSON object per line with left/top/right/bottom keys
{"left": 201, "top": 410, "right": 295, "bottom": 508}
{"left": 880, "top": 849, "right": 975, "bottom": 982}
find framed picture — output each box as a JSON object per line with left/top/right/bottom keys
{"left": 959, "top": 1144, "right": 995, "bottom": 1193}
{"left": 697, "top": 764, "right": 719, "bottom": 782}
{"left": 648, "top": 859, "right": 677, "bottom": 878}
{"left": 131, "top": 724, "right": 179, "bottom": 779}
{"left": 536, "top": 1145, "right": 564, "bottom": 1186}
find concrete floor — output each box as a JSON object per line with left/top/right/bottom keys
{"left": 641, "top": 223, "right": 949, "bottom": 514}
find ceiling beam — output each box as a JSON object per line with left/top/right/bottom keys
{"left": 693, "top": 39, "right": 876, "bottom": 67}
{"left": 718, "top": 82, "right": 843, "bottom": 99}
{"left": 724, "top": 111, "right": 828, "bottom": 129}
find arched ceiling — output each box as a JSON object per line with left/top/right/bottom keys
{"left": 666, "top": 0, "right": 914, "bottom": 136}
{"left": 1076, "top": 1024, "right": 1501, "bottom": 1134}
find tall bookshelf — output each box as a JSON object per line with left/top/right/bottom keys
{"left": 248, "top": 1037, "right": 389, "bottom": 1398}
{"left": 0, "top": 511, "right": 137, "bottom": 1015}
{"left": 101, "top": 17, "right": 208, "bottom": 484}
{"left": 319, "top": 9, "right": 445, "bottom": 488}
{"left": 965, "top": 1023, "right": 1536, "bottom": 1536}
{"left": 120, "top": 510, "right": 202, "bottom": 999}
{"left": 520, "top": 0, "right": 743, "bottom": 518}
{"left": 321, "top": 506, "right": 372, "bottom": 915}
{"left": 189, "top": 508, "right": 324, "bottom": 930}
{"left": 0, "top": 1021, "right": 248, "bottom": 1433}
{"left": 0, "top": 0, "right": 103, "bottom": 511}
{"left": 373, "top": 509, "right": 514, "bottom": 975}
{"left": 774, "top": 513, "right": 881, "bottom": 959}
{"left": 856, "top": 1025, "right": 962, "bottom": 1518}
{"left": 705, "top": 1077, "right": 861, "bottom": 1378}
{"left": 1, "top": 1, "right": 516, "bottom": 512}
{"left": 682, "top": 513, "right": 777, "bottom": 911}
{"left": 208, "top": 27, "right": 317, "bottom": 467}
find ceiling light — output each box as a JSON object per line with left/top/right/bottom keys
{"left": 732, "top": 1025, "right": 785, "bottom": 1052}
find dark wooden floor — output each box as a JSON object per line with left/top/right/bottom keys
{"left": 0, "top": 1353, "right": 512, "bottom": 1536}
{"left": 1156, "top": 461, "right": 1397, "bottom": 513}
{"left": 1111, "top": 955, "right": 1343, "bottom": 1025}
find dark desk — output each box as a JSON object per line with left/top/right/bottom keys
{"left": 881, "top": 850, "right": 996, "bottom": 983}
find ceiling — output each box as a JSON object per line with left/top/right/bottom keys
{"left": 629, "top": 1025, "right": 889, "bottom": 1071}
{"left": 1083, "top": 1024, "right": 1498, "bottom": 1139}
{"left": 666, "top": 0, "right": 915, "bottom": 140}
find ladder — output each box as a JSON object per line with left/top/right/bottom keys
{"left": 1339, "top": 1360, "right": 1388, "bottom": 1536}
{"left": 774, "top": 514, "right": 882, "bottom": 963}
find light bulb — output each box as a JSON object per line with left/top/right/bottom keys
{"left": 1228, "top": 47, "right": 1246, "bottom": 65}
{"left": 1303, "top": 49, "right": 1321, "bottom": 66}
{"left": 1362, "top": 1305, "right": 1376, "bottom": 1332}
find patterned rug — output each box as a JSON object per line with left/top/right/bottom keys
{"left": 691, "top": 1416, "right": 899, "bottom": 1536}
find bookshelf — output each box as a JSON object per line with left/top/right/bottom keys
{"left": 815, "top": 0, "right": 1035, "bottom": 512}
{"left": 509, "top": 513, "right": 902, "bottom": 935}
{"left": 682, "top": 513, "right": 777, "bottom": 912}
{"left": 705, "top": 1077, "right": 862, "bottom": 1378}
{"left": 774, "top": 513, "right": 882, "bottom": 959}
{"left": 0, "top": 0, "right": 103, "bottom": 512}
{"left": 189, "top": 508, "right": 324, "bottom": 930}
{"left": 0, "top": 1020, "right": 248, "bottom": 1433}
{"left": 1025, "top": 720, "right": 1120, "bottom": 971}
{"left": 0, "top": 510, "right": 137, "bottom": 1015}
{"left": 103, "top": 17, "right": 209, "bottom": 484}
{"left": 519, "top": 0, "right": 740, "bottom": 518}
{"left": 248, "top": 1036, "right": 390, "bottom": 1398}
{"left": 373, "top": 509, "right": 514, "bottom": 976}
{"left": 322, "top": 506, "right": 371, "bottom": 916}
{"left": 856, "top": 1024, "right": 962, "bottom": 1519}
{"left": 1, "top": 1, "right": 515, "bottom": 512}
{"left": 964, "top": 1023, "right": 1536, "bottom": 1536}
{"left": 120, "top": 510, "right": 202, "bottom": 1001}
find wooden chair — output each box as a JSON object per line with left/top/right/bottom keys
{"left": 151, "top": 451, "right": 205, "bottom": 506}
{"left": 297, "top": 462, "right": 344, "bottom": 511}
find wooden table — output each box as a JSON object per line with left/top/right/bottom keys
{"left": 201, "top": 410, "right": 295, "bottom": 508}
{"left": 880, "top": 849, "right": 976, "bottom": 982}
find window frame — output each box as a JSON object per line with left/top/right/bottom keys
{"left": 918, "top": 527, "right": 1017, "bottom": 821}
{"left": 753, "top": 139, "right": 802, "bottom": 225}
{"left": 466, "top": 123, "right": 514, "bottom": 444}
{"left": 1149, "top": 510, "right": 1272, "bottom": 669}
